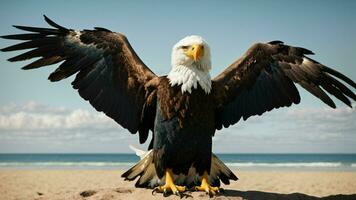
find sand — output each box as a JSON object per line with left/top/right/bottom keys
{"left": 1, "top": 169, "right": 356, "bottom": 200}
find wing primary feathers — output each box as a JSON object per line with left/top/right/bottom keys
{"left": 43, "top": 15, "right": 69, "bottom": 33}
{"left": 321, "top": 83, "right": 352, "bottom": 108}
{"left": 12, "top": 25, "right": 60, "bottom": 35}
{"left": 0, "top": 33, "right": 46, "bottom": 40}
{"left": 2, "top": 15, "right": 157, "bottom": 140}
{"left": 213, "top": 41, "right": 356, "bottom": 128}
{"left": 323, "top": 66, "right": 356, "bottom": 89}
{"left": 22, "top": 56, "right": 64, "bottom": 70}
{"left": 48, "top": 55, "right": 99, "bottom": 82}
{"left": 8, "top": 46, "right": 59, "bottom": 62}
{"left": 324, "top": 74, "right": 356, "bottom": 101}
{"left": 1, "top": 37, "right": 59, "bottom": 52}
{"left": 299, "top": 81, "right": 336, "bottom": 108}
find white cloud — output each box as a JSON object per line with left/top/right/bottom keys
{"left": 0, "top": 101, "right": 117, "bottom": 131}
{"left": 0, "top": 102, "right": 141, "bottom": 153}
{"left": 283, "top": 104, "right": 356, "bottom": 138}
{"left": 213, "top": 104, "right": 356, "bottom": 153}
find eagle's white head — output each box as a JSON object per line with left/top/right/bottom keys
{"left": 168, "top": 35, "right": 212, "bottom": 94}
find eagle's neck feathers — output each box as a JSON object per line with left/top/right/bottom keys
{"left": 167, "top": 65, "right": 211, "bottom": 94}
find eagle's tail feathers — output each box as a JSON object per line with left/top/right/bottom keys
{"left": 121, "top": 149, "right": 161, "bottom": 188}
{"left": 209, "top": 154, "right": 238, "bottom": 186}
{"left": 122, "top": 146, "right": 238, "bottom": 188}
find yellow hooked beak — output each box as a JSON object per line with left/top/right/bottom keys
{"left": 184, "top": 44, "right": 204, "bottom": 61}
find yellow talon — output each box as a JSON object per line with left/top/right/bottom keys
{"left": 195, "top": 171, "right": 220, "bottom": 196}
{"left": 152, "top": 169, "right": 185, "bottom": 196}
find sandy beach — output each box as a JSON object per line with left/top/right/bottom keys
{"left": 1, "top": 169, "right": 356, "bottom": 200}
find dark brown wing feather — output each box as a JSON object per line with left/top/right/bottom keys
{"left": 1, "top": 15, "right": 158, "bottom": 143}
{"left": 213, "top": 41, "right": 356, "bottom": 129}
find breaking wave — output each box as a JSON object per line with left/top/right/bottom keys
{"left": 0, "top": 162, "right": 135, "bottom": 167}
{"left": 225, "top": 162, "right": 344, "bottom": 167}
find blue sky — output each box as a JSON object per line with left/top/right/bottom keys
{"left": 0, "top": 0, "right": 355, "bottom": 153}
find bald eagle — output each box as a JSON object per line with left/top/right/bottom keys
{"left": 2, "top": 16, "right": 356, "bottom": 197}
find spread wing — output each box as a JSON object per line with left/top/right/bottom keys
{"left": 213, "top": 41, "right": 356, "bottom": 130}
{"left": 1, "top": 15, "right": 158, "bottom": 143}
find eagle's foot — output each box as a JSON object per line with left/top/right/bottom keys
{"left": 152, "top": 185, "right": 185, "bottom": 197}
{"left": 195, "top": 185, "right": 219, "bottom": 196}
{"left": 152, "top": 169, "right": 185, "bottom": 197}
{"left": 195, "top": 171, "right": 220, "bottom": 197}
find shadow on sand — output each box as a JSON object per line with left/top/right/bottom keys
{"left": 220, "top": 189, "right": 356, "bottom": 200}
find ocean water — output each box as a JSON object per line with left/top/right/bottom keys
{"left": 0, "top": 153, "right": 356, "bottom": 171}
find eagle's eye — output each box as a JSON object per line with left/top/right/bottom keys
{"left": 181, "top": 45, "right": 189, "bottom": 50}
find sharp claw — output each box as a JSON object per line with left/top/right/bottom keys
{"left": 152, "top": 183, "right": 187, "bottom": 197}
{"left": 209, "top": 192, "right": 214, "bottom": 198}
{"left": 175, "top": 190, "right": 182, "bottom": 198}
{"left": 163, "top": 189, "right": 169, "bottom": 197}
